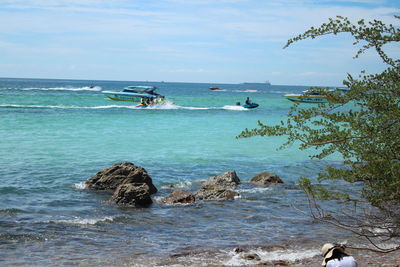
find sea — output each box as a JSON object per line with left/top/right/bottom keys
{"left": 0, "top": 78, "right": 359, "bottom": 266}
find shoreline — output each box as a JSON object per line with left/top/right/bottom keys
{"left": 119, "top": 245, "right": 400, "bottom": 266}
{"left": 294, "top": 249, "right": 400, "bottom": 267}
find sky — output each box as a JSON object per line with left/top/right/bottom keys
{"left": 0, "top": 0, "right": 399, "bottom": 86}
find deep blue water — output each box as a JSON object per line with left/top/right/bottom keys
{"left": 0, "top": 78, "right": 355, "bottom": 266}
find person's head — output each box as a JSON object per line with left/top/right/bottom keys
{"left": 321, "top": 243, "right": 348, "bottom": 266}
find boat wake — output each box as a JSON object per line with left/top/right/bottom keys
{"left": 0, "top": 104, "right": 136, "bottom": 109}
{"left": 222, "top": 105, "right": 248, "bottom": 111}
{"left": 0, "top": 103, "right": 251, "bottom": 111}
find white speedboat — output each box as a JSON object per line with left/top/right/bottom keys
{"left": 102, "top": 86, "right": 163, "bottom": 102}
{"left": 283, "top": 88, "right": 348, "bottom": 104}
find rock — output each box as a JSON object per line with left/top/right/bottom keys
{"left": 234, "top": 247, "right": 248, "bottom": 253}
{"left": 249, "top": 171, "right": 283, "bottom": 186}
{"left": 85, "top": 162, "right": 157, "bottom": 194}
{"left": 195, "top": 185, "right": 239, "bottom": 201}
{"left": 112, "top": 183, "right": 152, "bottom": 206}
{"left": 202, "top": 171, "right": 240, "bottom": 189}
{"left": 241, "top": 253, "right": 261, "bottom": 261}
{"left": 160, "top": 190, "right": 195, "bottom": 205}
{"left": 271, "top": 260, "right": 289, "bottom": 266}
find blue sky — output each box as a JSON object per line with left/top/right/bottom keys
{"left": 0, "top": 0, "right": 399, "bottom": 85}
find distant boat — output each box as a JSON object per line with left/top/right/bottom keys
{"left": 102, "top": 85, "right": 163, "bottom": 102}
{"left": 241, "top": 81, "right": 271, "bottom": 86}
{"left": 209, "top": 87, "right": 222, "bottom": 91}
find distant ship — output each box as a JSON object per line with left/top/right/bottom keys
{"left": 241, "top": 80, "right": 271, "bottom": 86}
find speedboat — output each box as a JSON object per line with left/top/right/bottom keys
{"left": 283, "top": 90, "right": 328, "bottom": 103}
{"left": 283, "top": 88, "right": 349, "bottom": 104}
{"left": 209, "top": 87, "right": 222, "bottom": 91}
{"left": 102, "top": 86, "right": 163, "bottom": 102}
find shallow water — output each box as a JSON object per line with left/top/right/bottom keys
{"left": 0, "top": 78, "right": 357, "bottom": 266}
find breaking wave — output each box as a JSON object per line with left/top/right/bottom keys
{"left": 225, "top": 247, "right": 320, "bottom": 266}
{"left": 48, "top": 216, "right": 115, "bottom": 225}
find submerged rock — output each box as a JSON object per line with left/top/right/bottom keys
{"left": 249, "top": 171, "right": 283, "bottom": 187}
{"left": 85, "top": 162, "right": 157, "bottom": 194}
{"left": 202, "top": 171, "right": 241, "bottom": 189}
{"left": 195, "top": 185, "right": 239, "bottom": 201}
{"left": 160, "top": 190, "right": 195, "bottom": 205}
{"left": 112, "top": 183, "right": 152, "bottom": 207}
{"left": 241, "top": 253, "right": 261, "bottom": 261}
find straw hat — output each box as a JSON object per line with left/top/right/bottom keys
{"left": 321, "top": 243, "right": 345, "bottom": 266}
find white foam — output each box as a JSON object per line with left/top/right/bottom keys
{"left": 139, "top": 101, "right": 179, "bottom": 110}
{"left": 51, "top": 216, "right": 114, "bottom": 225}
{"left": 89, "top": 105, "right": 134, "bottom": 109}
{"left": 161, "top": 180, "right": 193, "bottom": 189}
{"left": 178, "top": 106, "right": 215, "bottom": 110}
{"left": 74, "top": 181, "right": 87, "bottom": 190}
{"left": 226, "top": 247, "right": 320, "bottom": 266}
{"left": 222, "top": 105, "right": 248, "bottom": 111}
{"left": 175, "top": 180, "right": 193, "bottom": 188}
{"left": 237, "top": 187, "right": 273, "bottom": 194}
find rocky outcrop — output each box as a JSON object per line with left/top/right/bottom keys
{"left": 160, "top": 190, "right": 195, "bottom": 205}
{"left": 202, "top": 171, "right": 240, "bottom": 189}
{"left": 195, "top": 171, "right": 241, "bottom": 201}
{"left": 85, "top": 162, "right": 158, "bottom": 207}
{"left": 249, "top": 171, "right": 283, "bottom": 187}
{"left": 112, "top": 183, "right": 153, "bottom": 207}
{"left": 195, "top": 185, "right": 239, "bottom": 201}
{"left": 85, "top": 162, "right": 157, "bottom": 194}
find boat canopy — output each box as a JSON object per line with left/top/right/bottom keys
{"left": 123, "top": 86, "right": 157, "bottom": 93}
{"left": 102, "top": 85, "right": 163, "bottom": 101}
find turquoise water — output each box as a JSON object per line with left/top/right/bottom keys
{"left": 0, "top": 78, "right": 352, "bottom": 266}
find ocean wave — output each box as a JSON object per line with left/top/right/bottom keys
{"left": 237, "top": 187, "right": 274, "bottom": 194}
{"left": 160, "top": 180, "right": 193, "bottom": 189}
{"left": 225, "top": 247, "right": 320, "bottom": 266}
{"left": 0, "top": 208, "right": 27, "bottom": 216}
{"left": 49, "top": 216, "right": 115, "bottom": 225}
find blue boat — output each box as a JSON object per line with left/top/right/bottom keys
{"left": 236, "top": 101, "right": 259, "bottom": 109}
{"left": 242, "top": 103, "right": 259, "bottom": 109}
{"left": 102, "top": 86, "right": 163, "bottom": 102}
